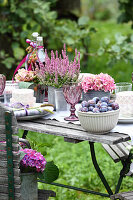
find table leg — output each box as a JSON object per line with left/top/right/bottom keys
{"left": 89, "top": 141, "right": 113, "bottom": 196}
{"left": 115, "top": 152, "right": 132, "bottom": 194}
{"left": 22, "top": 130, "right": 28, "bottom": 139}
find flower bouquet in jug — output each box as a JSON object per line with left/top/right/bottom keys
{"left": 19, "top": 147, "right": 59, "bottom": 183}
{"left": 81, "top": 73, "right": 116, "bottom": 101}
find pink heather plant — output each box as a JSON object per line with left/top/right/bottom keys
{"left": 81, "top": 73, "right": 115, "bottom": 93}
{"left": 35, "top": 45, "right": 80, "bottom": 88}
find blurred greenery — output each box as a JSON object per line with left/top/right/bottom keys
{"left": 0, "top": 0, "right": 133, "bottom": 82}
{"left": 18, "top": 130, "right": 133, "bottom": 200}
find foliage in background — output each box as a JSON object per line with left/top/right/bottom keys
{"left": 0, "top": 0, "right": 56, "bottom": 77}
{"left": 0, "top": 0, "right": 94, "bottom": 79}
{"left": 97, "top": 33, "right": 133, "bottom": 67}
{"left": 118, "top": 0, "right": 133, "bottom": 28}
{"left": 0, "top": 0, "right": 133, "bottom": 82}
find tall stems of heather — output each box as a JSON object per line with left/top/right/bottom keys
{"left": 35, "top": 45, "right": 80, "bottom": 88}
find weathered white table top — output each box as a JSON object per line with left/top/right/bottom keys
{"left": 17, "top": 119, "right": 131, "bottom": 145}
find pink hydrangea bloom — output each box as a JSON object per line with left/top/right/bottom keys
{"left": 15, "top": 68, "right": 36, "bottom": 82}
{"left": 20, "top": 148, "right": 47, "bottom": 173}
{"left": 81, "top": 73, "right": 115, "bottom": 93}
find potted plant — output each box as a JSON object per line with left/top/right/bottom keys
{"left": 19, "top": 147, "right": 59, "bottom": 200}
{"left": 81, "top": 73, "right": 116, "bottom": 101}
{"left": 35, "top": 45, "right": 80, "bottom": 109}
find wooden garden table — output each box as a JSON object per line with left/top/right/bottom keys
{"left": 17, "top": 118, "right": 131, "bottom": 198}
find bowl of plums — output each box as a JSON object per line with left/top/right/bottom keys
{"left": 77, "top": 96, "right": 119, "bottom": 134}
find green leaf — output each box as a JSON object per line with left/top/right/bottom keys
{"left": 89, "top": 27, "right": 97, "bottom": 33}
{"left": 38, "top": 161, "right": 59, "bottom": 183}
{"left": 65, "top": 37, "right": 75, "bottom": 45}
{"left": 19, "top": 151, "right": 26, "bottom": 161}
{"left": 115, "top": 33, "right": 127, "bottom": 44}
{"left": 2, "top": 57, "right": 15, "bottom": 69}
{"left": 130, "top": 34, "right": 133, "bottom": 42}
{"left": 111, "top": 45, "right": 120, "bottom": 53}
{"left": 97, "top": 47, "right": 105, "bottom": 56}
{"left": 11, "top": 42, "right": 19, "bottom": 49}
{"left": 19, "top": 81, "right": 34, "bottom": 89}
{"left": 104, "top": 38, "right": 110, "bottom": 45}
{"left": 13, "top": 47, "right": 25, "bottom": 60}
{"left": 78, "top": 16, "right": 89, "bottom": 26}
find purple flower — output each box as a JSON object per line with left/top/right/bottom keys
{"left": 20, "top": 148, "right": 47, "bottom": 173}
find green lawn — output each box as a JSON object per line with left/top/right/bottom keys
{"left": 18, "top": 130, "right": 133, "bottom": 200}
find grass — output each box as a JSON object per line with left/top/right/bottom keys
{"left": 18, "top": 130, "right": 133, "bottom": 200}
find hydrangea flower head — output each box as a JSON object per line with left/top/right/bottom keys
{"left": 81, "top": 73, "right": 115, "bottom": 93}
{"left": 20, "top": 148, "right": 47, "bottom": 173}
{"left": 15, "top": 68, "right": 36, "bottom": 82}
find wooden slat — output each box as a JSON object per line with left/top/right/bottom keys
{"left": 64, "top": 137, "right": 83, "bottom": 143}
{"left": 116, "top": 143, "right": 129, "bottom": 156}
{"left": 0, "top": 176, "right": 20, "bottom": 185}
{"left": 102, "top": 144, "right": 120, "bottom": 163}
{"left": 0, "top": 184, "right": 20, "bottom": 193}
{"left": 0, "top": 160, "right": 19, "bottom": 168}
{"left": 111, "top": 191, "right": 133, "bottom": 200}
{"left": 0, "top": 143, "right": 19, "bottom": 151}
{"left": 0, "top": 167, "right": 20, "bottom": 176}
{"left": 0, "top": 193, "right": 21, "bottom": 200}
{"left": 122, "top": 141, "right": 131, "bottom": 147}
{"left": 0, "top": 135, "right": 19, "bottom": 143}
{"left": 102, "top": 141, "right": 131, "bottom": 163}
{"left": 0, "top": 125, "right": 18, "bottom": 134}
{"left": 17, "top": 120, "right": 130, "bottom": 145}
{"left": 110, "top": 144, "right": 126, "bottom": 160}
{"left": 0, "top": 103, "right": 17, "bottom": 125}
{"left": 0, "top": 151, "right": 20, "bottom": 161}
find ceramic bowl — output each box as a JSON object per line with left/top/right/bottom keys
{"left": 77, "top": 109, "right": 120, "bottom": 134}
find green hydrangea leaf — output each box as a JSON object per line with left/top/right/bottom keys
{"left": 38, "top": 161, "right": 59, "bottom": 183}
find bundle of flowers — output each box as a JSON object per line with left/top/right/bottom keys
{"left": 19, "top": 148, "right": 59, "bottom": 183}
{"left": 20, "top": 148, "right": 47, "bottom": 173}
{"left": 36, "top": 45, "right": 80, "bottom": 88}
{"left": 81, "top": 73, "right": 115, "bottom": 93}
{"left": 15, "top": 68, "right": 37, "bottom": 82}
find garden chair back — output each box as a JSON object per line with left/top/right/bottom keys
{"left": 0, "top": 103, "right": 20, "bottom": 200}
{"left": 0, "top": 103, "right": 56, "bottom": 200}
